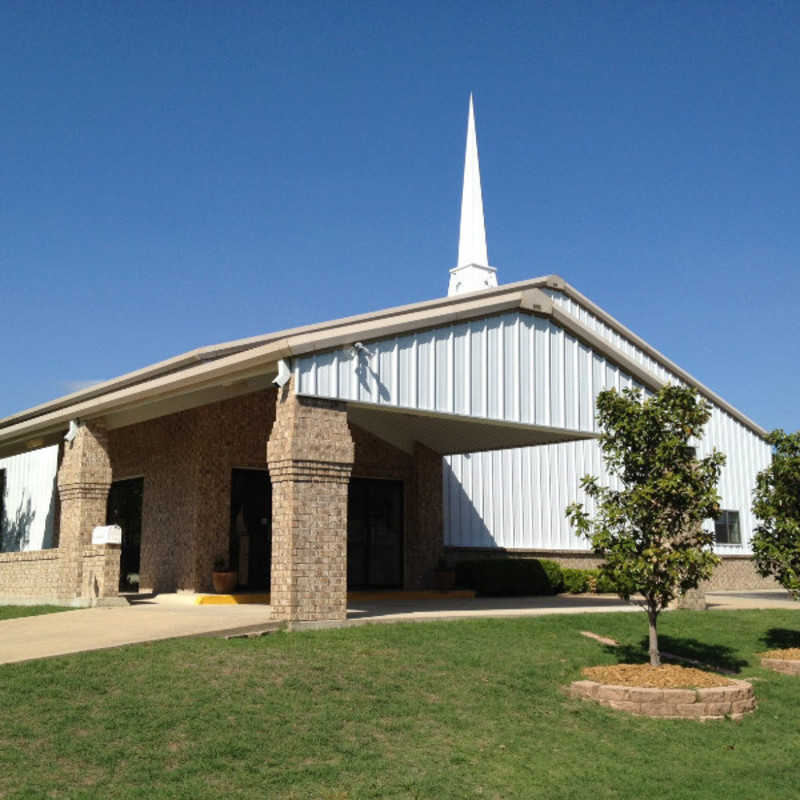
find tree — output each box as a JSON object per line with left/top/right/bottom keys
{"left": 566, "top": 385, "right": 725, "bottom": 666}
{"left": 751, "top": 429, "right": 800, "bottom": 600}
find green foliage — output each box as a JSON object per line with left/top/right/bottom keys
{"left": 455, "top": 558, "right": 563, "bottom": 596}
{"left": 565, "top": 384, "right": 725, "bottom": 664}
{"left": 560, "top": 568, "right": 618, "bottom": 594}
{"left": 562, "top": 568, "right": 589, "bottom": 593}
{"left": 595, "top": 571, "right": 619, "bottom": 593}
{"left": 751, "top": 429, "right": 800, "bottom": 600}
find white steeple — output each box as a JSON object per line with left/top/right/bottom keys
{"left": 448, "top": 93, "right": 497, "bottom": 296}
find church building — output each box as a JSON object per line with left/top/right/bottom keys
{"left": 0, "top": 97, "right": 773, "bottom": 619}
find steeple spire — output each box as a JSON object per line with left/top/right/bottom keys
{"left": 448, "top": 93, "right": 497, "bottom": 296}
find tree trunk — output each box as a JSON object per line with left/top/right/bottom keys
{"left": 648, "top": 610, "right": 661, "bottom": 667}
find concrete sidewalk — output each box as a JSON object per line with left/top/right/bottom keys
{"left": 345, "top": 593, "right": 637, "bottom": 624}
{"left": 0, "top": 589, "right": 795, "bottom": 666}
{"left": 0, "top": 595, "right": 276, "bottom": 665}
{"left": 706, "top": 589, "right": 799, "bottom": 610}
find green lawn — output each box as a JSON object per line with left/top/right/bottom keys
{"left": 0, "top": 605, "right": 71, "bottom": 621}
{"left": 1, "top": 610, "right": 799, "bottom": 799}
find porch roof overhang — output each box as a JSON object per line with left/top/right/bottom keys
{"left": 0, "top": 273, "right": 768, "bottom": 459}
{"left": 346, "top": 402, "right": 595, "bottom": 456}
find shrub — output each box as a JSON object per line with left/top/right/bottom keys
{"left": 454, "top": 559, "right": 564, "bottom": 596}
{"left": 560, "top": 567, "right": 617, "bottom": 594}
{"left": 562, "top": 568, "right": 588, "bottom": 594}
{"left": 595, "top": 572, "right": 618, "bottom": 594}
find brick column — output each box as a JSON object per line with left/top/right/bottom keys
{"left": 406, "top": 442, "right": 444, "bottom": 589}
{"left": 267, "top": 385, "right": 354, "bottom": 623}
{"left": 56, "top": 423, "right": 115, "bottom": 605}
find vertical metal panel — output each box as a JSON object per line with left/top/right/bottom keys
{"left": 292, "top": 299, "right": 771, "bottom": 559}
{"left": 0, "top": 445, "right": 59, "bottom": 552}
{"left": 453, "top": 324, "right": 468, "bottom": 416}
{"left": 443, "top": 403, "right": 772, "bottom": 555}
{"left": 295, "top": 309, "right": 638, "bottom": 434}
{"left": 435, "top": 328, "right": 450, "bottom": 412}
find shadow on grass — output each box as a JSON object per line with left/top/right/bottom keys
{"left": 761, "top": 628, "right": 800, "bottom": 650}
{"left": 607, "top": 635, "right": 749, "bottom": 674}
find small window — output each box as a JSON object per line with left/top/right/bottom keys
{"left": 715, "top": 510, "right": 741, "bottom": 545}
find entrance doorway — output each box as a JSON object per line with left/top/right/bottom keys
{"left": 106, "top": 477, "right": 143, "bottom": 592}
{"left": 230, "top": 468, "right": 271, "bottom": 590}
{"left": 347, "top": 478, "right": 404, "bottom": 589}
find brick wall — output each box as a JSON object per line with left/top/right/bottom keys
{"left": 0, "top": 550, "right": 65, "bottom": 605}
{"left": 268, "top": 387, "right": 354, "bottom": 622}
{"left": 407, "top": 443, "right": 444, "bottom": 588}
{"left": 109, "top": 389, "right": 276, "bottom": 593}
{"left": 107, "top": 387, "right": 445, "bottom": 602}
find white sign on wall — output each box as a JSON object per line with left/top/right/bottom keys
{"left": 91, "top": 525, "right": 122, "bottom": 545}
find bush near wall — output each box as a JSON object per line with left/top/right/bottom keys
{"left": 455, "top": 559, "right": 564, "bottom": 596}
{"left": 562, "top": 568, "right": 618, "bottom": 594}
{"left": 455, "top": 560, "right": 619, "bottom": 596}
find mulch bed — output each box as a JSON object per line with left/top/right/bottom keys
{"left": 761, "top": 648, "right": 800, "bottom": 661}
{"left": 582, "top": 663, "right": 735, "bottom": 689}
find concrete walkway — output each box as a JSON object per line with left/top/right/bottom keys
{"left": 0, "top": 590, "right": 795, "bottom": 666}
{"left": 346, "top": 593, "right": 637, "bottom": 623}
{"left": 706, "top": 589, "right": 799, "bottom": 611}
{"left": 0, "top": 594, "right": 275, "bottom": 666}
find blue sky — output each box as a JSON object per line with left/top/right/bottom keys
{"left": 2, "top": 1, "right": 798, "bottom": 431}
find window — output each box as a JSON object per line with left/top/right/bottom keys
{"left": 715, "top": 510, "right": 741, "bottom": 545}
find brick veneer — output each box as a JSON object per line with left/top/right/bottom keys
{"left": 267, "top": 385, "right": 354, "bottom": 622}
{"left": 106, "top": 388, "right": 441, "bottom": 601}
{"left": 56, "top": 423, "right": 119, "bottom": 605}
{"left": 0, "top": 549, "right": 64, "bottom": 605}
{"left": 569, "top": 678, "right": 756, "bottom": 720}
{"left": 109, "top": 390, "right": 277, "bottom": 592}
{"left": 82, "top": 543, "right": 121, "bottom": 601}
{"left": 408, "top": 443, "right": 444, "bottom": 588}
{"left": 0, "top": 425, "right": 121, "bottom": 607}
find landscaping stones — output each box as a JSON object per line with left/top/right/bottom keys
{"left": 570, "top": 664, "right": 755, "bottom": 720}
{"left": 760, "top": 649, "right": 800, "bottom": 676}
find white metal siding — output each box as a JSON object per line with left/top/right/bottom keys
{"left": 293, "top": 298, "right": 771, "bottom": 557}
{"left": 296, "top": 311, "right": 645, "bottom": 433}
{"left": 543, "top": 288, "right": 674, "bottom": 385}
{"left": 0, "top": 445, "right": 59, "bottom": 552}
{"left": 443, "top": 298, "right": 772, "bottom": 556}
{"left": 445, "top": 422, "right": 771, "bottom": 556}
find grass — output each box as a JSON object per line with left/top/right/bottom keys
{"left": 0, "top": 605, "right": 71, "bottom": 621}
{"left": 0, "top": 610, "right": 799, "bottom": 799}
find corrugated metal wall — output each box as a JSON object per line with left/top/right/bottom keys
{"left": 444, "top": 411, "right": 772, "bottom": 556}
{"left": 296, "top": 311, "right": 647, "bottom": 431}
{"left": 444, "top": 294, "right": 773, "bottom": 556}
{"left": 0, "top": 445, "right": 59, "bottom": 552}
{"left": 285, "top": 294, "right": 774, "bottom": 557}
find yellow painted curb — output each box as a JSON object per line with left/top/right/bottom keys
{"left": 195, "top": 589, "right": 476, "bottom": 605}
{"left": 195, "top": 593, "right": 270, "bottom": 605}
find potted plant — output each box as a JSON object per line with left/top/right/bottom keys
{"left": 433, "top": 555, "right": 456, "bottom": 591}
{"left": 212, "top": 556, "right": 237, "bottom": 593}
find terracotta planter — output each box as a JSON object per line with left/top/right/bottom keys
{"left": 212, "top": 570, "right": 238, "bottom": 593}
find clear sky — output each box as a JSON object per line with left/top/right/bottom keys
{"left": 2, "top": 1, "right": 798, "bottom": 432}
